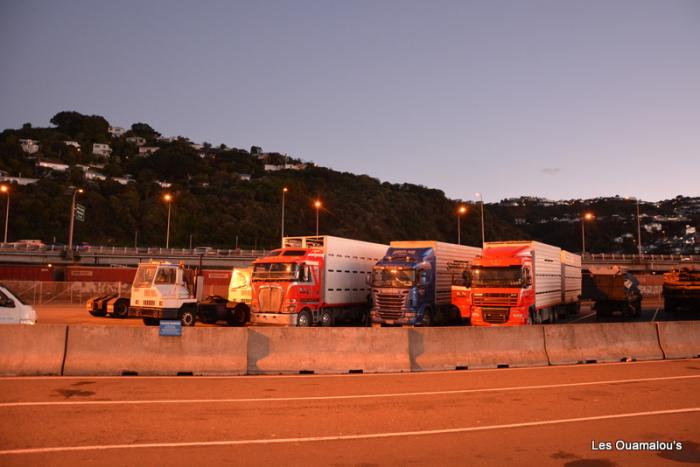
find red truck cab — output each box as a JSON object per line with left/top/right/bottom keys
{"left": 250, "top": 247, "right": 323, "bottom": 326}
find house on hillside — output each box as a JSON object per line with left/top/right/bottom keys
{"left": 138, "top": 146, "right": 159, "bottom": 156}
{"left": 126, "top": 136, "right": 146, "bottom": 146}
{"left": 37, "top": 161, "right": 70, "bottom": 172}
{"left": 92, "top": 143, "right": 112, "bottom": 157}
{"left": 0, "top": 176, "right": 39, "bottom": 186}
{"left": 108, "top": 126, "right": 126, "bottom": 138}
{"left": 63, "top": 141, "right": 81, "bottom": 151}
{"left": 19, "top": 139, "right": 39, "bottom": 154}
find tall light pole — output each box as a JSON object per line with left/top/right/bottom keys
{"left": 1, "top": 185, "right": 9, "bottom": 244}
{"left": 67, "top": 188, "right": 84, "bottom": 253}
{"left": 163, "top": 193, "right": 172, "bottom": 249}
{"left": 281, "top": 187, "right": 288, "bottom": 247}
{"left": 457, "top": 205, "right": 467, "bottom": 245}
{"left": 475, "top": 192, "right": 485, "bottom": 246}
{"left": 314, "top": 200, "right": 321, "bottom": 238}
{"left": 581, "top": 212, "right": 594, "bottom": 255}
{"left": 626, "top": 197, "right": 643, "bottom": 256}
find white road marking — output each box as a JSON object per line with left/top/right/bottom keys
{"left": 1, "top": 407, "right": 698, "bottom": 456}
{"left": 1, "top": 374, "right": 698, "bottom": 408}
{"left": 567, "top": 312, "right": 596, "bottom": 323}
{"left": 651, "top": 308, "right": 660, "bottom": 322}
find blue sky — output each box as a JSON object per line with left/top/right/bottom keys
{"left": 1, "top": 0, "right": 698, "bottom": 202}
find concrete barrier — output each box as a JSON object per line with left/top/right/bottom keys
{"left": 656, "top": 321, "right": 700, "bottom": 359}
{"left": 545, "top": 323, "right": 663, "bottom": 365}
{"left": 0, "top": 324, "right": 67, "bottom": 376}
{"left": 63, "top": 325, "right": 247, "bottom": 376}
{"left": 409, "top": 326, "right": 548, "bottom": 371}
{"left": 247, "top": 327, "right": 409, "bottom": 374}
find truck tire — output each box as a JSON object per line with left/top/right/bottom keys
{"left": 297, "top": 309, "right": 312, "bottom": 327}
{"left": 112, "top": 300, "right": 129, "bottom": 319}
{"left": 421, "top": 307, "right": 433, "bottom": 327}
{"left": 320, "top": 309, "right": 334, "bottom": 327}
{"left": 143, "top": 318, "right": 159, "bottom": 326}
{"left": 226, "top": 304, "right": 249, "bottom": 326}
{"left": 180, "top": 308, "right": 196, "bottom": 327}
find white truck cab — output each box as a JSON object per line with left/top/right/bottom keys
{"left": 0, "top": 284, "right": 37, "bottom": 325}
{"left": 129, "top": 261, "right": 198, "bottom": 326}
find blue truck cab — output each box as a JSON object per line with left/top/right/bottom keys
{"left": 370, "top": 247, "right": 435, "bottom": 326}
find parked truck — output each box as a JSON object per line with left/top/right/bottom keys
{"left": 250, "top": 236, "right": 388, "bottom": 326}
{"left": 370, "top": 241, "right": 482, "bottom": 326}
{"left": 582, "top": 266, "right": 642, "bottom": 320}
{"left": 470, "top": 241, "right": 581, "bottom": 326}
{"left": 450, "top": 260, "right": 474, "bottom": 323}
{"left": 196, "top": 267, "right": 252, "bottom": 325}
{"left": 663, "top": 266, "right": 700, "bottom": 313}
{"left": 86, "top": 291, "right": 130, "bottom": 318}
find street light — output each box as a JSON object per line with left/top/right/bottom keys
{"left": 67, "top": 188, "right": 84, "bottom": 253}
{"left": 475, "top": 192, "right": 485, "bottom": 246}
{"left": 625, "top": 197, "right": 643, "bottom": 256}
{"left": 281, "top": 187, "right": 288, "bottom": 247}
{"left": 581, "top": 212, "right": 594, "bottom": 255}
{"left": 0, "top": 185, "right": 9, "bottom": 244}
{"left": 314, "top": 200, "right": 321, "bottom": 238}
{"left": 457, "top": 205, "right": 467, "bottom": 245}
{"left": 163, "top": 193, "right": 172, "bottom": 249}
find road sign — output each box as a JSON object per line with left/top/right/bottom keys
{"left": 159, "top": 320, "right": 182, "bottom": 336}
{"left": 75, "top": 203, "right": 86, "bottom": 222}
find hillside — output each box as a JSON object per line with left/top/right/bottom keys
{"left": 0, "top": 111, "right": 697, "bottom": 254}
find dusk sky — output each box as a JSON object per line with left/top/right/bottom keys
{"left": 1, "top": 0, "right": 698, "bottom": 203}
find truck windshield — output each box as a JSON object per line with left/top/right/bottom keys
{"left": 133, "top": 265, "right": 157, "bottom": 288}
{"left": 371, "top": 267, "right": 416, "bottom": 288}
{"left": 472, "top": 266, "right": 524, "bottom": 287}
{"left": 252, "top": 262, "right": 299, "bottom": 281}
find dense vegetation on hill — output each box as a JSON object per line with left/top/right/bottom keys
{"left": 0, "top": 111, "right": 697, "bottom": 253}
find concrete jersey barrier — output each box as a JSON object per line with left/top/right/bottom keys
{"left": 247, "top": 327, "right": 410, "bottom": 374}
{"left": 656, "top": 321, "right": 700, "bottom": 359}
{"left": 63, "top": 325, "right": 247, "bottom": 376}
{"left": 544, "top": 322, "right": 664, "bottom": 365}
{"left": 409, "top": 326, "right": 548, "bottom": 371}
{"left": 0, "top": 324, "right": 67, "bottom": 376}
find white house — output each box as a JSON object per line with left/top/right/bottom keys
{"left": 19, "top": 139, "right": 39, "bottom": 154}
{"left": 264, "top": 164, "right": 282, "bottom": 172}
{"left": 138, "top": 146, "right": 159, "bottom": 156}
{"left": 63, "top": 141, "right": 81, "bottom": 150}
{"left": 38, "top": 161, "right": 70, "bottom": 172}
{"left": 92, "top": 143, "right": 112, "bottom": 157}
{"left": 0, "top": 176, "right": 39, "bottom": 186}
{"left": 85, "top": 171, "right": 107, "bottom": 182}
{"left": 126, "top": 136, "right": 146, "bottom": 146}
{"left": 239, "top": 173, "right": 252, "bottom": 181}
{"left": 108, "top": 126, "right": 126, "bottom": 138}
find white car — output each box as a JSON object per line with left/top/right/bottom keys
{"left": 0, "top": 284, "right": 37, "bottom": 325}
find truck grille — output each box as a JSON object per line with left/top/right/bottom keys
{"left": 258, "top": 286, "right": 284, "bottom": 312}
{"left": 143, "top": 300, "right": 157, "bottom": 307}
{"left": 473, "top": 293, "right": 518, "bottom": 306}
{"left": 375, "top": 291, "right": 408, "bottom": 320}
{"left": 483, "top": 307, "right": 509, "bottom": 324}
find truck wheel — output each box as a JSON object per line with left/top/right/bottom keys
{"left": 297, "top": 309, "right": 312, "bottom": 327}
{"left": 112, "top": 301, "right": 129, "bottom": 319}
{"left": 226, "top": 304, "right": 249, "bottom": 326}
{"left": 664, "top": 299, "right": 676, "bottom": 313}
{"left": 143, "top": 318, "right": 159, "bottom": 326}
{"left": 421, "top": 307, "right": 433, "bottom": 327}
{"left": 180, "top": 309, "right": 196, "bottom": 327}
{"left": 89, "top": 308, "right": 106, "bottom": 317}
{"left": 320, "top": 310, "right": 334, "bottom": 327}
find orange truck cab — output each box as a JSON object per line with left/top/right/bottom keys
{"left": 450, "top": 261, "right": 473, "bottom": 322}
{"left": 470, "top": 241, "right": 581, "bottom": 326}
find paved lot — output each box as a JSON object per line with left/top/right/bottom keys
{"left": 0, "top": 359, "right": 698, "bottom": 466}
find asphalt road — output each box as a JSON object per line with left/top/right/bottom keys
{"left": 0, "top": 359, "right": 698, "bottom": 466}
{"left": 33, "top": 300, "right": 697, "bottom": 327}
